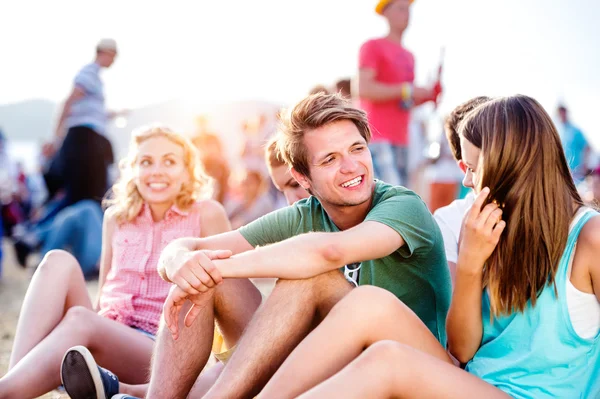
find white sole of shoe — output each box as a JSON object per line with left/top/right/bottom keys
{"left": 60, "top": 345, "right": 106, "bottom": 399}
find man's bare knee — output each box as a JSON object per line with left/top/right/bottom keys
{"left": 274, "top": 270, "right": 352, "bottom": 318}
{"left": 273, "top": 276, "right": 313, "bottom": 296}
{"left": 213, "top": 278, "right": 262, "bottom": 346}
{"left": 214, "top": 278, "right": 261, "bottom": 313}
{"left": 276, "top": 270, "right": 347, "bottom": 292}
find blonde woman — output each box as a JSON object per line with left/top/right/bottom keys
{"left": 0, "top": 126, "right": 235, "bottom": 399}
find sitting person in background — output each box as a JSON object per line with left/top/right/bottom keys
{"left": 192, "top": 132, "right": 231, "bottom": 205}
{"left": 0, "top": 130, "right": 25, "bottom": 237}
{"left": 433, "top": 96, "right": 490, "bottom": 285}
{"left": 13, "top": 199, "right": 103, "bottom": 275}
{"left": 556, "top": 104, "right": 591, "bottom": 183}
{"left": 265, "top": 138, "right": 309, "bottom": 205}
{"left": 0, "top": 126, "right": 233, "bottom": 399}
{"left": 582, "top": 165, "right": 600, "bottom": 206}
{"left": 241, "top": 114, "right": 275, "bottom": 166}
{"left": 226, "top": 162, "right": 274, "bottom": 229}
{"left": 11, "top": 141, "right": 100, "bottom": 270}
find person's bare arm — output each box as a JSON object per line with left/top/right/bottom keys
{"left": 94, "top": 207, "right": 117, "bottom": 310}
{"left": 163, "top": 220, "right": 406, "bottom": 336}
{"left": 199, "top": 199, "right": 232, "bottom": 238}
{"left": 447, "top": 188, "right": 505, "bottom": 363}
{"left": 157, "top": 200, "right": 252, "bottom": 290}
{"left": 358, "top": 68, "right": 405, "bottom": 101}
{"left": 358, "top": 68, "right": 436, "bottom": 104}
{"left": 106, "top": 109, "right": 129, "bottom": 120}
{"left": 577, "top": 215, "right": 600, "bottom": 301}
{"left": 414, "top": 81, "right": 440, "bottom": 106}
{"left": 216, "top": 220, "right": 404, "bottom": 279}
{"left": 54, "top": 86, "right": 85, "bottom": 140}
{"left": 447, "top": 261, "right": 457, "bottom": 288}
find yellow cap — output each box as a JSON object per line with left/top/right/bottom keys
{"left": 375, "top": 0, "right": 414, "bottom": 15}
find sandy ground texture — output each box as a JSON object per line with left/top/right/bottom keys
{"left": 0, "top": 239, "right": 276, "bottom": 399}
{"left": 0, "top": 240, "right": 80, "bottom": 398}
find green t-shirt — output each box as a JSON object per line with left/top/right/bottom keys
{"left": 239, "top": 180, "right": 451, "bottom": 345}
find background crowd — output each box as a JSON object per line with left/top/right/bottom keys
{"left": 1, "top": 84, "right": 597, "bottom": 279}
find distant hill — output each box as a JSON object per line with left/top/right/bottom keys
{"left": 0, "top": 97, "right": 282, "bottom": 166}
{"left": 0, "top": 99, "right": 57, "bottom": 142}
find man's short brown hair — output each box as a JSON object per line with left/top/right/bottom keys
{"left": 308, "top": 85, "right": 330, "bottom": 95}
{"left": 265, "top": 137, "right": 286, "bottom": 171}
{"left": 335, "top": 78, "right": 352, "bottom": 99}
{"left": 444, "top": 96, "right": 490, "bottom": 161}
{"left": 277, "top": 93, "right": 371, "bottom": 177}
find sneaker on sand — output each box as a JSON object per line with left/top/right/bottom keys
{"left": 61, "top": 345, "right": 120, "bottom": 399}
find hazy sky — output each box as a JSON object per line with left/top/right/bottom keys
{"left": 2, "top": 0, "right": 599, "bottom": 147}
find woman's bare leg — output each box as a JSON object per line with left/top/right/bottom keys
{"left": 9, "top": 250, "right": 93, "bottom": 368}
{"left": 259, "top": 286, "right": 451, "bottom": 399}
{"left": 188, "top": 361, "right": 225, "bottom": 398}
{"left": 297, "top": 341, "right": 509, "bottom": 399}
{"left": 117, "top": 382, "right": 150, "bottom": 397}
{"left": 0, "top": 307, "right": 154, "bottom": 398}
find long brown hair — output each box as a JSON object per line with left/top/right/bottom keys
{"left": 460, "top": 95, "right": 583, "bottom": 316}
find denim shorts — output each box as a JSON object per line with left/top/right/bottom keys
{"left": 132, "top": 326, "right": 156, "bottom": 341}
{"left": 369, "top": 143, "right": 409, "bottom": 187}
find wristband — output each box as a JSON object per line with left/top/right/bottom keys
{"left": 399, "top": 83, "right": 414, "bottom": 110}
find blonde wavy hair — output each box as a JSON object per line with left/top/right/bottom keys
{"left": 104, "top": 125, "right": 212, "bottom": 223}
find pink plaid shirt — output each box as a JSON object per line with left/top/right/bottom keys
{"left": 98, "top": 203, "right": 202, "bottom": 335}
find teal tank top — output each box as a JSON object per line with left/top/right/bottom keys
{"left": 465, "top": 208, "right": 599, "bottom": 399}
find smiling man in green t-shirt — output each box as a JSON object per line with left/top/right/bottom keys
{"left": 147, "top": 93, "right": 451, "bottom": 398}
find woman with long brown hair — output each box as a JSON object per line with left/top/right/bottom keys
{"left": 256, "top": 95, "right": 600, "bottom": 399}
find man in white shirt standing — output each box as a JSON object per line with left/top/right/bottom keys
{"left": 53, "top": 39, "right": 119, "bottom": 205}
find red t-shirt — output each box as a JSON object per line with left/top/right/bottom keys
{"left": 358, "top": 38, "right": 414, "bottom": 146}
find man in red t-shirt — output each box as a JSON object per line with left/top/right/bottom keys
{"left": 358, "top": 0, "right": 441, "bottom": 187}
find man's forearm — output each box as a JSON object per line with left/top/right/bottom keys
{"left": 216, "top": 232, "right": 344, "bottom": 280}
{"left": 358, "top": 80, "right": 405, "bottom": 101}
{"left": 157, "top": 237, "right": 204, "bottom": 281}
{"left": 413, "top": 87, "right": 432, "bottom": 106}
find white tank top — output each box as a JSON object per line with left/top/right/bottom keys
{"left": 566, "top": 208, "right": 600, "bottom": 340}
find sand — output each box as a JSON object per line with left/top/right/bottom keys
{"left": 0, "top": 240, "right": 78, "bottom": 398}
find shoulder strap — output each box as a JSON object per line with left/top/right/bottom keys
{"left": 560, "top": 208, "right": 598, "bottom": 280}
